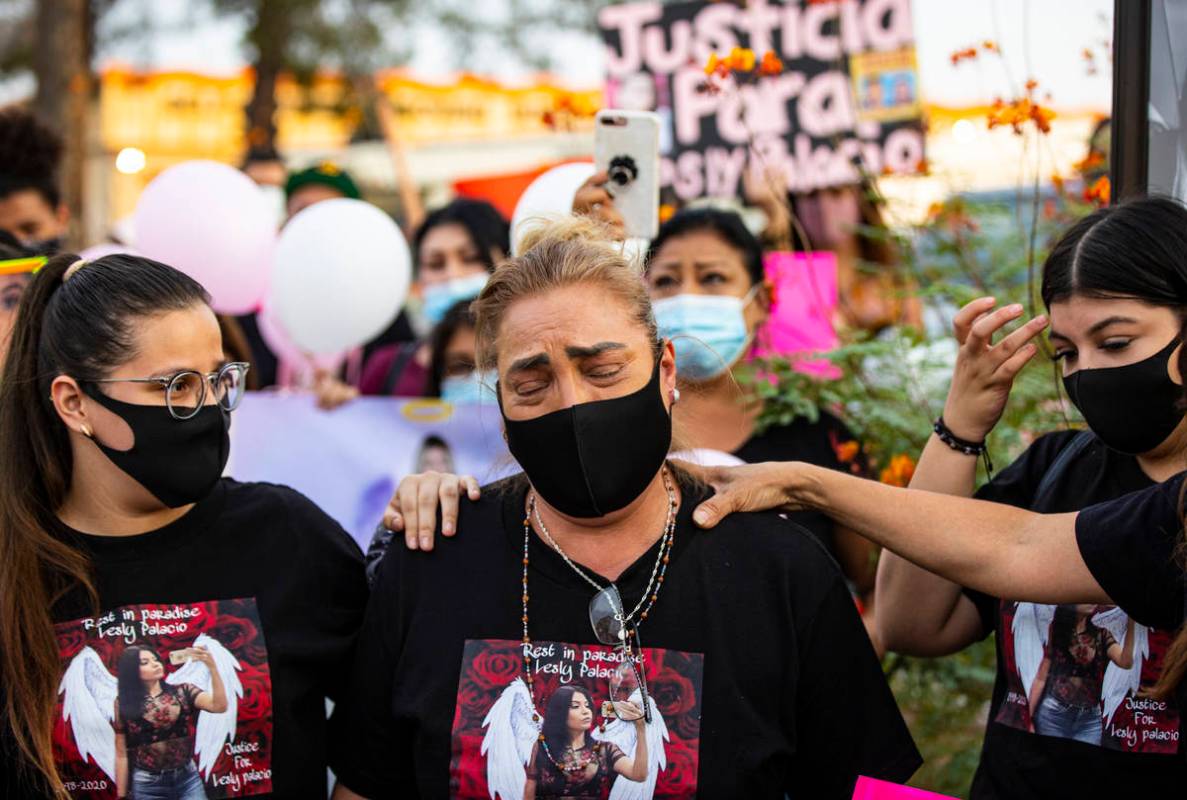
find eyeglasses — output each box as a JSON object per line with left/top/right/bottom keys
{"left": 589, "top": 584, "right": 652, "bottom": 724}
{"left": 88, "top": 362, "right": 251, "bottom": 421}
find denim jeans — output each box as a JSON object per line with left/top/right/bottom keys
{"left": 1034, "top": 694, "right": 1104, "bottom": 745}
{"left": 131, "top": 762, "right": 208, "bottom": 800}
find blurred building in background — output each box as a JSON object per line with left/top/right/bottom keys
{"left": 97, "top": 67, "right": 602, "bottom": 232}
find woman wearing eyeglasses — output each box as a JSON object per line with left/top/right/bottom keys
{"left": 0, "top": 254, "right": 368, "bottom": 798}
{"left": 327, "top": 218, "right": 919, "bottom": 799}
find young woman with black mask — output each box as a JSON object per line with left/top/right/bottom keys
{"left": 0, "top": 254, "right": 367, "bottom": 798}
{"left": 866, "top": 195, "right": 1187, "bottom": 799}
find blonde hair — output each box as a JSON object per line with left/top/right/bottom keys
{"left": 473, "top": 216, "right": 661, "bottom": 371}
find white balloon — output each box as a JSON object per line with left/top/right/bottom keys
{"left": 271, "top": 199, "right": 411, "bottom": 354}
{"left": 510, "top": 162, "right": 596, "bottom": 255}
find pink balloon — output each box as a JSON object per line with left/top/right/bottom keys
{"left": 133, "top": 160, "right": 277, "bottom": 315}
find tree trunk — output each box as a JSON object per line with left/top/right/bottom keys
{"left": 244, "top": 2, "right": 291, "bottom": 156}
{"left": 32, "top": 0, "right": 92, "bottom": 246}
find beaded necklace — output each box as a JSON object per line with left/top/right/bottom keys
{"left": 520, "top": 467, "right": 676, "bottom": 774}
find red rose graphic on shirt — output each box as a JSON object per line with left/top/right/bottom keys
{"left": 470, "top": 646, "right": 523, "bottom": 691}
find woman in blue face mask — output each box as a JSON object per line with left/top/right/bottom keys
{"left": 644, "top": 208, "right": 880, "bottom": 622}
{"left": 425, "top": 300, "right": 496, "bottom": 406}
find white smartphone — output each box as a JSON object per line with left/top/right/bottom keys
{"left": 594, "top": 110, "right": 660, "bottom": 240}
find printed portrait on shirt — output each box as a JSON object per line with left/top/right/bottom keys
{"left": 994, "top": 601, "right": 1181, "bottom": 753}
{"left": 450, "top": 638, "right": 704, "bottom": 799}
{"left": 53, "top": 598, "right": 274, "bottom": 799}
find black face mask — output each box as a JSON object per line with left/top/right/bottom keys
{"left": 501, "top": 357, "right": 672, "bottom": 518}
{"left": 21, "top": 235, "right": 64, "bottom": 256}
{"left": 84, "top": 390, "right": 231, "bottom": 508}
{"left": 1063, "top": 337, "right": 1185, "bottom": 455}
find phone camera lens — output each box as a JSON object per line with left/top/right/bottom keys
{"left": 607, "top": 155, "right": 639, "bottom": 187}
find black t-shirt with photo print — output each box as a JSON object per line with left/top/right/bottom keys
{"left": 732, "top": 410, "right": 867, "bottom": 560}
{"left": 963, "top": 431, "right": 1187, "bottom": 799}
{"left": 1075, "top": 471, "right": 1187, "bottom": 633}
{"left": 329, "top": 474, "right": 920, "bottom": 799}
{"left": 0, "top": 478, "right": 368, "bottom": 799}
{"left": 1075, "top": 471, "right": 1187, "bottom": 739}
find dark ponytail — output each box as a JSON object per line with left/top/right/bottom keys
{"left": 0, "top": 252, "right": 208, "bottom": 796}
{"left": 1041, "top": 195, "right": 1187, "bottom": 309}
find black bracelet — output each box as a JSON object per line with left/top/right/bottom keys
{"left": 933, "top": 417, "right": 994, "bottom": 477}
{"left": 933, "top": 417, "right": 985, "bottom": 454}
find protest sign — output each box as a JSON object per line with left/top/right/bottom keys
{"left": 599, "top": 0, "right": 924, "bottom": 200}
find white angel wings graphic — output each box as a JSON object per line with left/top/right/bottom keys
{"left": 1092, "top": 606, "right": 1149, "bottom": 727}
{"left": 1013, "top": 603, "right": 1147, "bottom": 727}
{"left": 59, "top": 633, "right": 243, "bottom": 782}
{"left": 480, "top": 677, "right": 669, "bottom": 800}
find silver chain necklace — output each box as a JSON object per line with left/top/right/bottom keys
{"left": 529, "top": 466, "right": 676, "bottom": 626}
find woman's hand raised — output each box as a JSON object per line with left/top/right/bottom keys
{"left": 384, "top": 472, "right": 482, "bottom": 551}
{"left": 572, "top": 171, "right": 626, "bottom": 238}
{"left": 941, "top": 297, "right": 1049, "bottom": 442}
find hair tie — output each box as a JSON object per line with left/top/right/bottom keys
{"left": 63, "top": 259, "right": 87, "bottom": 282}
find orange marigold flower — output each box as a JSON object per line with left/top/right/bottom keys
{"left": 982, "top": 40, "right": 999, "bottom": 52}
{"left": 880, "top": 164, "right": 895, "bottom": 176}
{"left": 1025, "top": 78, "right": 1039, "bottom": 93}
{"left": 950, "top": 46, "right": 979, "bottom": 66}
{"left": 704, "top": 52, "right": 722, "bottom": 76}
{"left": 834, "top": 440, "right": 860, "bottom": 464}
{"left": 987, "top": 96, "right": 1055, "bottom": 136}
{"left": 758, "top": 50, "right": 784, "bottom": 77}
{"left": 879, "top": 454, "right": 916, "bottom": 488}
{"left": 1051, "top": 172, "right": 1065, "bottom": 193}
{"left": 1085, "top": 175, "right": 1111, "bottom": 206}
{"left": 1030, "top": 103, "right": 1055, "bottom": 134}
{"left": 728, "top": 46, "right": 756, "bottom": 72}
{"left": 658, "top": 203, "right": 676, "bottom": 224}
{"left": 1074, "top": 150, "right": 1105, "bottom": 173}
{"left": 915, "top": 157, "right": 931, "bottom": 176}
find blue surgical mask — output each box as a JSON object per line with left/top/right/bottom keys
{"left": 440, "top": 369, "right": 498, "bottom": 405}
{"left": 652, "top": 290, "right": 756, "bottom": 381}
{"left": 422, "top": 274, "right": 489, "bottom": 327}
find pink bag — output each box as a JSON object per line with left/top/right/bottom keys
{"left": 750, "top": 251, "right": 841, "bottom": 379}
{"left": 852, "top": 777, "right": 958, "bottom": 800}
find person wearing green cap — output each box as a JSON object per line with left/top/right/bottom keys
{"left": 284, "top": 160, "right": 361, "bottom": 220}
